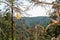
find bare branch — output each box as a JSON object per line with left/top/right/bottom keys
{"left": 0, "top": 28, "right": 6, "bottom": 37}
{"left": 0, "top": 1, "right": 10, "bottom": 6}
{"left": 46, "top": 23, "right": 55, "bottom": 31}
{"left": 35, "top": 1, "right": 60, "bottom": 6}
{"left": 50, "top": 18, "right": 59, "bottom": 24}
{"left": 13, "top": 6, "right": 30, "bottom": 16}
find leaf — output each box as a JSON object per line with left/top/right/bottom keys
{"left": 15, "top": 13, "right": 22, "bottom": 19}
{"left": 11, "top": 0, "right": 15, "bottom": 3}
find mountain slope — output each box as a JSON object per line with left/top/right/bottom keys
{"left": 15, "top": 16, "right": 51, "bottom": 27}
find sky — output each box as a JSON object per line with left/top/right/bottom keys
{"left": 0, "top": 0, "right": 56, "bottom": 17}
{"left": 0, "top": 3, "right": 5, "bottom": 10}
{"left": 18, "top": 0, "right": 56, "bottom": 17}
{"left": 21, "top": 0, "right": 56, "bottom": 17}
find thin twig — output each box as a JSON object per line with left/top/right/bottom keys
{"left": 35, "top": 1, "right": 60, "bottom": 6}
{"left": 0, "top": 1, "right": 10, "bottom": 6}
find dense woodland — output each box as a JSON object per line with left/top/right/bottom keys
{"left": 0, "top": 0, "right": 60, "bottom": 40}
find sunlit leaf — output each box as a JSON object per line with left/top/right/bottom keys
{"left": 15, "top": 13, "right": 22, "bottom": 19}
{"left": 11, "top": 0, "right": 15, "bottom": 3}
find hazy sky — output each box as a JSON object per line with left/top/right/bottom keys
{"left": 0, "top": 0, "right": 56, "bottom": 17}
{"left": 23, "top": 0, "right": 56, "bottom": 17}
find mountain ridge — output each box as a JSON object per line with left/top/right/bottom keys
{"left": 15, "top": 16, "right": 51, "bottom": 27}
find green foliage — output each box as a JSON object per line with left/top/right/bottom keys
{"left": 11, "top": 0, "right": 15, "bottom": 3}
{"left": 0, "top": 12, "right": 60, "bottom": 40}
{"left": 52, "top": 5, "right": 58, "bottom": 9}
{"left": 0, "top": 0, "right": 60, "bottom": 40}
{"left": 0, "top": 12, "right": 16, "bottom": 40}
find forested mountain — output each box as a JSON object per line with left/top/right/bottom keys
{"left": 15, "top": 16, "right": 50, "bottom": 27}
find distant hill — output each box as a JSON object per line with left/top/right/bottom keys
{"left": 15, "top": 16, "right": 51, "bottom": 27}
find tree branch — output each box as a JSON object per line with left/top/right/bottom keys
{"left": 0, "top": 28, "right": 6, "bottom": 37}
{"left": 0, "top": 1, "right": 10, "bottom": 6}
{"left": 46, "top": 23, "right": 55, "bottom": 31}
{"left": 35, "top": 1, "right": 60, "bottom": 6}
